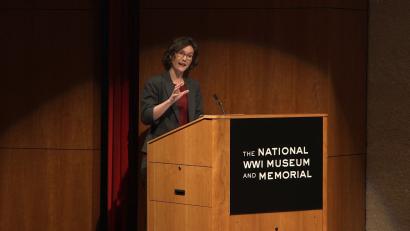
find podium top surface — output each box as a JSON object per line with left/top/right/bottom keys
{"left": 148, "top": 114, "right": 327, "bottom": 144}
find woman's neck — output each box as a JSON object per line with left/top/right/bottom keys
{"left": 169, "top": 68, "right": 184, "bottom": 84}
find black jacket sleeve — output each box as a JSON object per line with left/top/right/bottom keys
{"left": 140, "top": 77, "right": 161, "bottom": 125}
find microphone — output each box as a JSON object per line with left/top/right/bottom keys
{"left": 212, "top": 94, "right": 226, "bottom": 115}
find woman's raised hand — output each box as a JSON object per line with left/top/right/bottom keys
{"left": 168, "top": 82, "right": 189, "bottom": 104}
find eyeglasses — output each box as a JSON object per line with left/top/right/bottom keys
{"left": 175, "top": 51, "right": 194, "bottom": 60}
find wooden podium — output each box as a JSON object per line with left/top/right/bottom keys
{"left": 147, "top": 114, "right": 327, "bottom": 231}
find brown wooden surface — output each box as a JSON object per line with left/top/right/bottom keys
{"left": 149, "top": 114, "right": 327, "bottom": 144}
{"left": 0, "top": 0, "right": 94, "bottom": 9}
{"left": 229, "top": 210, "right": 322, "bottom": 231}
{"left": 211, "top": 119, "right": 231, "bottom": 231}
{"left": 0, "top": 11, "right": 100, "bottom": 149}
{"left": 0, "top": 149, "right": 100, "bottom": 231}
{"left": 0, "top": 1, "right": 101, "bottom": 231}
{"left": 148, "top": 119, "right": 213, "bottom": 166}
{"left": 148, "top": 116, "right": 327, "bottom": 230}
{"left": 326, "top": 10, "right": 367, "bottom": 157}
{"left": 322, "top": 117, "right": 328, "bottom": 231}
{"left": 327, "top": 155, "right": 366, "bottom": 231}
{"left": 148, "top": 201, "right": 211, "bottom": 231}
{"left": 148, "top": 163, "right": 212, "bottom": 206}
{"left": 140, "top": 7, "right": 366, "bottom": 229}
{"left": 139, "top": 8, "right": 367, "bottom": 226}
{"left": 229, "top": 213, "right": 281, "bottom": 231}
{"left": 140, "top": 0, "right": 367, "bottom": 10}
{"left": 279, "top": 210, "right": 323, "bottom": 230}
{"left": 139, "top": 9, "right": 367, "bottom": 158}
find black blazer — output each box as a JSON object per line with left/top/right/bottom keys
{"left": 140, "top": 71, "right": 203, "bottom": 152}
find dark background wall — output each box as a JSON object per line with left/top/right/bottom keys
{"left": 367, "top": 0, "right": 410, "bottom": 230}
{"left": 138, "top": 1, "right": 367, "bottom": 230}
{"left": 0, "top": 0, "right": 374, "bottom": 230}
{"left": 0, "top": 0, "right": 101, "bottom": 230}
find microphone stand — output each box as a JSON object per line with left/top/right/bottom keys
{"left": 212, "top": 94, "right": 226, "bottom": 115}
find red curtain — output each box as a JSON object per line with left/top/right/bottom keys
{"left": 107, "top": 79, "right": 130, "bottom": 231}
{"left": 107, "top": 25, "right": 130, "bottom": 229}
{"left": 106, "top": 0, "right": 136, "bottom": 229}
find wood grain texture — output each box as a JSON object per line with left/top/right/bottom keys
{"left": 322, "top": 117, "right": 328, "bottom": 231}
{"left": 0, "top": 11, "right": 101, "bottom": 149}
{"left": 0, "top": 0, "right": 96, "bottom": 9}
{"left": 149, "top": 114, "right": 327, "bottom": 144}
{"left": 0, "top": 149, "right": 100, "bottom": 231}
{"left": 148, "top": 120, "right": 213, "bottom": 166}
{"left": 148, "top": 116, "right": 327, "bottom": 230}
{"left": 229, "top": 210, "right": 322, "bottom": 231}
{"left": 211, "top": 119, "right": 230, "bottom": 231}
{"left": 140, "top": 5, "right": 366, "bottom": 231}
{"left": 229, "top": 213, "right": 281, "bottom": 231}
{"left": 327, "top": 155, "right": 366, "bottom": 231}
{"left": 139, "top": 9, "right": 366, "bottom": 157}
{"left": 148, "top": 201, "right": 211, "bottom": 231}
{"left": 148, "top": 163, "right": 212, "bottom": 206}
{"left": 279, "top": 210, "right": 323, "bottom": 230}
{"left": 326, "top": 11, "right": 367, "bottom": 156}
{"left": 0, "top": 4, "right": 101, "bottom": 231}
{"left": 139, "top": 9, "right": 329, "bottom": 116}
{"left": 140, "top": 0, "right": 367, "bottom": 10}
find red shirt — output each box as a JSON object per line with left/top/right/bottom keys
{"left": 176, "top": 85, "right": 189, "bottom": 126}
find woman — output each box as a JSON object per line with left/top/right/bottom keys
{"left": 140, "top": 37, "right": 203, "bottom": 152}
{"left": 137, "top": 37, "right": 203, "bottom": 230}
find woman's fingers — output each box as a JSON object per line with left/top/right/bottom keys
{"left": 174, "top": 90, "right": 189, "bottom": 99}
{"left": 169, "top": 82, "right": 188, "bottom": 103}
{"left": 174, "top": 82, "right": 184, "bottom": 91}
{"left": 179, "top": 90, "right": 189, "bottom": 97}
{"left": 170, "top": 89, "right": 189, "bottom": 103}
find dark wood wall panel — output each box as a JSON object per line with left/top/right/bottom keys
{"left": 140, "top": 0, "right": 367, "bottom": 10}
{"left": 0, "top": 149, "right": 100, "bottom": 231}
{"left": 0, "top": 0, "right": 95, "bottom": 9}
{"left": 139, "top": 6, "right": 367, "bottom": 231}
{"left": 0, "top": 1, "right": 101, "bottom": 230}
{"left": 0, "top": 11, "right": 100, "bottom": 149}
{"left": 326, "top": 11, "right": 367, "bottom": 157}
{"left": 328, "top": 155, "right": 366, "bottom": 231}
{"left": 139, "top": 9, "right": 366, "bottom": 157}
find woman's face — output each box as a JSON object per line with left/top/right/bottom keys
{"left": 171, "top": 45, "right": 194, "bottom": 74}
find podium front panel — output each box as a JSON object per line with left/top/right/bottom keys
{"left": 230, "top": 117, "right": 323, "bottom": 214}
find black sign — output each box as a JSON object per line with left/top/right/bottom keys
{"left": 230, "top": 117, "right": 323, "bottom": 215}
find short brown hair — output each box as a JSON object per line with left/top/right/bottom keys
{"left": 162, "top": 37, "right": 199, "bottom": 75}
